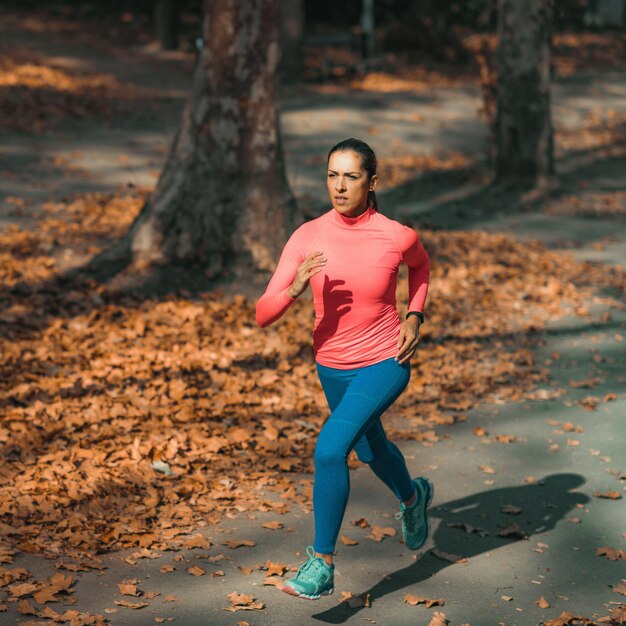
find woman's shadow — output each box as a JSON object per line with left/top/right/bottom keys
{"left": 311, "top": 473, "right": 589, "bottom": 623}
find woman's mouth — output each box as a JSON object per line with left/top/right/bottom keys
{"left": 335, "top": 196, "right": 348, "bottom": 204}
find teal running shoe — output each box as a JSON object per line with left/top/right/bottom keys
{"left": 394, "top": 477, "right": 434, "bottom": 550}
{"left": 281, "top": 545, "right": 335, "bottom": 600}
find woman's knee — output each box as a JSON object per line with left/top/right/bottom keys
{"left": 314, "top": 441, "right": 347, "bottom": 468}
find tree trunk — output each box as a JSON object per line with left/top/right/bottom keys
{"left": 585, "top": 0, "right": 625, "bottom": 26}
{"left": 361, "top": 0, "right": 376, "bottom": 59}
{"left": 495, "top": 0, "right": 555, "bottom": 184}
{"left": 279, "top": 0, "right": 304, "bottom": 83}
{"left": 154, "top": 0, "right": 179, "bottom": 51}
{"left": 111, "top": 0, "right": 298, "bottom": 277}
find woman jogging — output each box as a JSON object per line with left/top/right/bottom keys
{"left": 255, "top": 138, "right": 433, "bottom": 600}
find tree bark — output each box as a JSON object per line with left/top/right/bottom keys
{"left": 495, "top": 0, "right": 555, "bottom": 184}
{"left": 111, "top": 0, "right": 298, "bottom": 277}
{"left": 279, "top": 0, "right": 305, "bottom": 83}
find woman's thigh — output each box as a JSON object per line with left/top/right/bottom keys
{"left": 315, "top": 358, "right": 410, "bottom": 458}
{"left": 316, "top": 365, "right": 353, "bottom": 412}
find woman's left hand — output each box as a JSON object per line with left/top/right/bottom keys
{"left": 395, "top": 317, "right": 421, "bottom": 364}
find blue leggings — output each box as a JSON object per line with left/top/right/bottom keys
{"left": 313, "top": 356, "right": 416, "bottom": 554}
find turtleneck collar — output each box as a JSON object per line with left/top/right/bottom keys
{"left": 331, "top": 206, "right": 375, "bottom": 229}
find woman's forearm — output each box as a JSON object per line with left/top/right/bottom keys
{"left": 255, "top": 286, "right": 297, "bottom": 327}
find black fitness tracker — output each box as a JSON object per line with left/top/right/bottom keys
{"left": 406, "top": 311, "right": 425, "bottom": 324}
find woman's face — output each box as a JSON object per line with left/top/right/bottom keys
{"left": 327, "top": 150, "right": 377, "bottom": 218}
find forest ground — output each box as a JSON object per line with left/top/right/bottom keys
{"left": 0, "top": 11, "right": 625, "bottom": 626}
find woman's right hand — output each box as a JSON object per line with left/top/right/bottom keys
{"left": 287, "top": 251, "right": 327, "bottom": 299}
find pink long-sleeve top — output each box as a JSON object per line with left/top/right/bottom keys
{"left": 255, "top": 205, "right": 430, "bottom": 369}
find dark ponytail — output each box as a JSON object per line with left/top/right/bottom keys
{"left": 368, "top": 187, "right": 379, "bottom": 212}
{"left": 327, "top": 138, "right": 379, "bottom": 212}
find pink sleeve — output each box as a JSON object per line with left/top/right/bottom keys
{"left": 255, "top": 228, "right": 306, "bottom": 328}
{"left": 394, "top": 224, "right": 430, "bottom": 313}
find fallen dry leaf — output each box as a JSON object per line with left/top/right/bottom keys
{"left": 183, "top": 535, "right": 212, "bottom": 550}
{"left": 222, "top": 540, "right": 257, "bottom": 549}
{"left": 33, "top": 587, "right": 61, "bottom": 604}
{"left": 263, "top": 561, "right": 287, "bottom": 576}
{"left": 17, "top": 599, "right": 38, "bottom": 615}
{"left": 339, "top": 591, "right": 371, "bottom": 608}
{"left": 596, "top": 546, "right": 626, "bottom": 561}
{"left": 114, "top": 600, "right": 149, "bottom": 609}
{"left": 427, "top": 610, "right": 449, "bottom": 626}
{"left": 446, "top": 522, "right": 489, "bottom": 537}
{"left": 430, "top": 549, "right": 468, "bottom": 564}
{"left": 612, "top": 580, "right": 626, "bottom": 596}
{"left": 208, "top": 554, "right": 227, "bottom": 563}
{"left": 352, "top": 518, "right": 370, "bottom": 528}
{"left": 501, "top": 504, "right": 522, "bottom": 515}
{"left": 562, "top": 422, "right": 584, "bottom": 432}
{"left": 493, "top": 434, "right": 517, "bottom": 444}
{"left": 261, "top": 521, "right": 284, "bottom": 530}
{"left": 497, "top": 523, "right": 528, "bottom": 540}
{"left": 340, "top": 535, "right": 359, "bottom": 546}
{"left": 117, "top": 582, "right": 141, "bottom": 596}
{"left": 593, "top": 491, "right": 622, "bottom": 500}
{"left": 599, "top": 604, "right": 626, "bottom": 623}
{"left": 366, "top": 526, "right": 396, "bottom": 542}
{"left": 404, "top": 593, "right": 445, "bottom": 607}
{"left": 224, "top": 591, "right": 265, "bottom": 612}
{"left": 568, "top": 377, "right": 602, "bottom": 389}
{"left": 542, "top": 609, "right": 594, "bottom": 626}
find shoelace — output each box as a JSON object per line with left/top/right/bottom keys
{"left": 295, "top": 555, "right": 328, "bottom": 581}
{"left": 394, "top": 505, "right": 421, "bottom": 532}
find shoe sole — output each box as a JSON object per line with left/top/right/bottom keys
{"left": 281, "top": 584, "right": 334, "bottom": 600}
{"left": 407, "top": 476, "right": 434, "bottom": 551}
